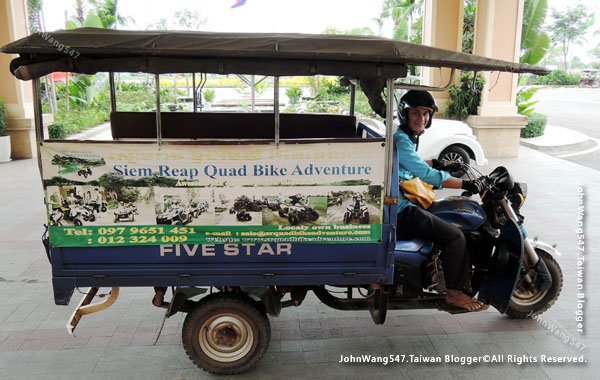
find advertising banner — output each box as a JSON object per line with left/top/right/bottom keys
{"left": 41, "top": 142, "right": 385, "bottom": 247}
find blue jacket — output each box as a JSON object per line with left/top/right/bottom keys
{"left": 393, "top": 128, "right": 450, "bottom": 211}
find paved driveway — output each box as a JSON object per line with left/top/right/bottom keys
{"left": 0, "top": 146, "right": 598, "bottom": 380}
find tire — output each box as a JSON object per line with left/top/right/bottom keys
{"left": 182, "top": 292, "right": 270, "bottom": 375}
{"left": 506, "top": 249, "right": 563, "bottom": 318}
{"left": 89, "top": 213, "right": 96, "bottom": 222}
{"left": 307, "top": 209, "right": 319, "bottom": 221}
{"left": 343, "top": 212, "right": 351, "bottom": 224}
{"left": 74, "top": 218, "right": 83, "bottom": 226}
{"left": 288, "top": 213, "right": 299, "bottom": 225}
{"left": 439, "top": 145, "right": 470, "bottom": 177}
{"left": 361, "top": 212, "right": 370, "bottom": 224}
{"left": 101, "top": 205, "right": 107, "bottom": 212}
{"left": 278, "top": 209, "right": 286, "bottom": 218}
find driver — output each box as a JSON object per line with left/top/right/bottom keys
{"left": 394, "top": 90, "right": 485, "bottom": 312}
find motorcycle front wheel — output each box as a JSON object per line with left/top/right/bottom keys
{"left": 506, "top": 249, "right": 562, "bottom": 318}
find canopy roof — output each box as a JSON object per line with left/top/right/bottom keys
{"left": 1, "top": 28, "right": 548, "bottom": 81}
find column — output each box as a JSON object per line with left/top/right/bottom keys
{"left": 422, "top": 0, "right": 463, "bottom": 113}
{"left": 467, "top": 0, "right": 527, "bottom": 157}
{"left": 0, "top": 0, "right": 35, "bottom": 159}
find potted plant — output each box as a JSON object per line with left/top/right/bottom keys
{"left": 0, "top": 98, "right": 11, "bottom": 162}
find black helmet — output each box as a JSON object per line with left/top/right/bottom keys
{"left": 398, "top": 90, "right": 438, "bottom": 129}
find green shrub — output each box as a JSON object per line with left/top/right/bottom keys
{"left": 531, "top": 70, "right": 580, "bottom": 86}
{"left": 444, "top": 72, "right": 485, "bottom": 120}
{"left": 521, "top": 112, "right": 547, "bottom": 138}
{"left": 315, "top": 78, "right": 349, "bottom": 100}
{"left": 285, "top": 86, "right": 302, "bottom": 104}
{"left": 203, "top": 88, "right": 216, "bottom": 103}
{"left": 516, "top": 87, "right": 539, "bottom": 116}
{"left": 53, "top": 108, "right": 110, "bottom": 136}
{"left": 48, "top": 123, "right": 67, "bottom": 139}
{"left": 0, "top": 98, "right": 6, "bottom": 136}
{"left": 305, "top": 101, "right": 340, "bottom": 114}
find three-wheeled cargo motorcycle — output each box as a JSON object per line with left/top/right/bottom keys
{"left": 1, "top": 29, "right": 561, "bottom": 375}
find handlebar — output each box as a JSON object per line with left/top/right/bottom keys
{"left": 452, "top": 163, "right": 514, "bottom": 198}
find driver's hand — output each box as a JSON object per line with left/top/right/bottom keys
{"left": 461, "top": 179, "right": 483, "bottom": 194}
{"left": 432, "top": 159, "right": 463, "bottom": 172}
{"left": 446, "top": 161, "right": 464, "bottom": 172}
{"left": 431, "top": 158, "right": 445, "bottom": 170}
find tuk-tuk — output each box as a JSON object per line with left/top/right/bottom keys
{"left": 579, "top": 69, "right": 599, "bottom": 87}
{"left": 1, "top": 29, "right": 560, "bottom": 375}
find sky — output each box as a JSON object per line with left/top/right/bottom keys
{"left": 40, "top": 0, "right": 598, "bottom": 61}
{"left": 41, "top": 0, "right": 387, "bottom": 34}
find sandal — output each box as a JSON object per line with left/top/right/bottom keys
{"left": 444, "top": 291, "right": 488, "bottom": 313}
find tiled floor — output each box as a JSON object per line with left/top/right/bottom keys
{"left": 0, "top": 147, "right": 598, "bottom": 380}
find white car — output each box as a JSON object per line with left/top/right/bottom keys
{"left": 417, "top": 118, "right": 488, "bottom": 167}
{"left": 359, "top": 118, "right": 488, "bottom": 171}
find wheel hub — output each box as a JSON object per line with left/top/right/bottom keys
{"left": 200, "top": 314, "right": 254, "bottom": 362}
{"left": 512, "top": 269, "right": 547, "bottom": 306}
{"left": 214, "top": 325, "right": 237, "bottom": 347}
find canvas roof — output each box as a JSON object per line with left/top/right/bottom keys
{"left": 1, "top": 28, "right": 548, "bottom": 81}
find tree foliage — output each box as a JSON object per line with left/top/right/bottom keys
{"left": 520, "top": 0, "right": 550, "bottom": 65}
{"left": 27, "top": 0, "right": 43, "bottom": 33}
{"left": 462, "top": 0, "right": 476, "bottom": 53}
{"left": 550, "top": 4, "right": 594, "bottom": 71}
{"left": 380, "top": 0, "right": 423, "bottom": 43}
{"left": 89, "top": 0, "right": 130, "bottom": 29}
{"left": 148, "top": 9, "right": 207, "bottom": 30}
{"left": 323, "top": 27, "right": 374, "bottom": 36}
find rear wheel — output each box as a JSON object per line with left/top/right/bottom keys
{"left": 506, "top": 249, "right": 563, "bottom": 318}
{"left": 182, "top": 292, "right": 270, "bottom": 375}
{"left": 288, "top": 212, "right": 299, "bottom": 225}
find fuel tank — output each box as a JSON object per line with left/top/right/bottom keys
{"left": 428, "top": 196, "right": 486, "bottom": 232}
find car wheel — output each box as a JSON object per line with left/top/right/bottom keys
{"left": 439, "top": 146, "right": 470, "bottom": 176}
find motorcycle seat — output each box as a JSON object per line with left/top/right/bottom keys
{"left": 395, "top": 239, "right": 433, "bottom": 253}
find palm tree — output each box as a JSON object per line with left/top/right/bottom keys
{"left": 89, "top": 0, "right": 130, "bottom": 29}
{"left": 520, "top": 0, "right": 550, "bottom": 65}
